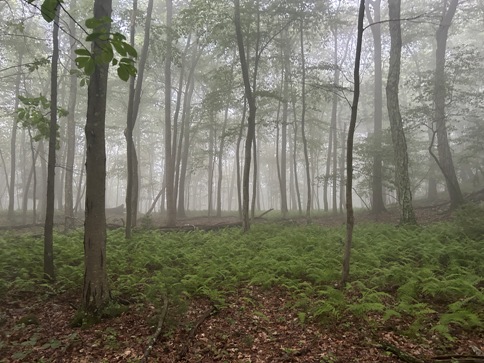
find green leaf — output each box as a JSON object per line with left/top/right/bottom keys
{"left": 124, "top": 43, "right": 138, "bottom": 58}
{"left": 40, "top": 0, "right": 58, "bottom": 23}
{"left": 84, "top": 58, "right": 95, "bottom": 75}
{"left": 74, "top": 48, "right": 91, "bottom": 57}
{"left": 86, "top": 32, "right": 102, "bottom": 42}
{"left": 117, "top": 66, "right": 130, "bottom": 82}
{"left": 85, "top": 18, "right": 101, "bottom": 29}
{"left": 100, "top": 46, "right": 114, "bottom": 64}
{"left": 112, "top": 41, "right": 127, "bottom": 57}
{"left": 75, "top": 56, "right": 89, "bottom": 68}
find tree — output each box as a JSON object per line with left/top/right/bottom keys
{"left": 164, "top": 0, "right": 176, "bottom": 227}
{"left": 386, "top": 0, "right": 416, "bottom": 225}
{"left": 43, "top": 5, "right": 60, "bottom": 281}
{"left": 82, "top": 0, "right": 113, "bottom": 312}
{"left": 125, "top": 0, "right": 154, "bottom": 238}
{"left": 366, "top": 0, "right": 386, "bottom": 213}
{"left": 432, "top": 0, "right": 463, "bottom": 209}
{"left": 234, "top": 0, "right": 257, "bottom": 232}
{"left": 64, "top": 0, "right": 78, "bottom": 232}
{"left": 342, "top": 0, "right": 365, "bottom": 286}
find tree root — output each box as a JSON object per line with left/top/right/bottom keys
{"left": 177, "top": 305, "right": 218, "bottom": 360}
{"left": 140, "top": 294, "right": 169, "bottom": 363}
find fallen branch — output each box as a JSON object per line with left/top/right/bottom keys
{"left": 140, "top": 294, "right": 169, "bottom": 363}
{"left": 432, "top": 356, "right": 484, "bottom": 363}
{"left": 177, "top": 305, "right": 218, "bottom": 360}
{"left": 376, "top": 341, "right": 425, "bottom": 363}
{"left": 255, "top": 208, "right": 274, "bottom": 219}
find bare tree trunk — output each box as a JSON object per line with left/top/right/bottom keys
{"left": 234, "top": 0, "right": 257, "bottom": 232}
{"left": 164, "top": 0, "right": 176, "bottom": 226}
{"left": 342, "top": 0, "right": 364, "bottom": 286}
{"left": 386, "top": 0, "right": 416, "bottom": 225}
{"left": 235, "top": 100, "right": 246, "bottom": 219}
{"left": 65, "top": 0, "right": 78, "bottom": 231}
{"left": 125, "top": 0, "right": 153, "bottom": 236}
{"left": 367, "top": 0, "right": 386, "bottom": 213}
{"left": 299, "top": 19, "right": 311, "bottom": 219}
{"left": 433, "top": 0, "right": 463, "bottom": 209}
{"left": 44, "top": 7, "right": 59, "bottom": 281}
{"left": 208, "top": 122, "right": 215, "bottom": 217}
{"left": 339, "top": 122, "right": 346, "bottom": 213}
{"left": 216, "top": 106, "right": 229, "bottom": 217}
{"left": 82, "top": 0, "right": 112, "bottom": 313}
{"left": 9, "top": 52, "right": 23, "bottom": 222}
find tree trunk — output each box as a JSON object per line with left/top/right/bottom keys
{"left": 125, "top": 0, "right": 153, "bottom": 236}
{"left": 217, "top": 106, "right": 229, "bottom": 217}
{"left": 8, "top": 52, "right": 23, "bottom": 222}
{"left": 386, "top": 0, "right": 416, "bottom": 225}
{"left": 367, "top": 0, "right": 386, "bottom": 213}
{"left": 280, "top": 59, "right": 289, "bottom": 217}
{"left": 164, "top": 0, "right": 176, "bottom": 226}
{"left": 82, "top": 0, "right": 112, "bottom": 313}
{"left": 234, "top": 0, "right": 257, "bottom": 232}
{"left": 44, "top": 7, "right": 59, "bottom": 281}
{"left": 342, "top": 0, "right": 364, "bottom": 286}
{"left": 433, "top": 0, "right": 463, "bottom": 209}
{"left": 299, "top": 19, "right": 311, "bottom": 219}
{"left": 177, "top": 71, "right": 196, "bottom": 217}
{"left": 65, "top": 0, "right": 78, "bottom": 231}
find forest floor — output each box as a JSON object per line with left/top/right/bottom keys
{"left": 1, "top": 198, "right": 483, "bottom": 362}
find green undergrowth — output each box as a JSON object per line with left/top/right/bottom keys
{"left": 0, "top": 218, "right": 482, "bottom": 341}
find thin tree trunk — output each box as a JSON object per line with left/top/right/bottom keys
{"left": 64, "top": 0, "right": 78, "bottom": 231}
{"left": 164, "top": 0, "right": 176, "bottom": 226}
{"left": 342, "top": 0, "right": 364, "bottom": 286}
{"left": 44, "top": 7, "right": 59, "bottom": 281}
{"left": 9, "top": 52, "right": 23, "bottom": 222}
{"left": 216, "top": 106, "right": 229, "bottom": 217}
{"left": 299, "top": 19, "right": 311, "bottom": 219}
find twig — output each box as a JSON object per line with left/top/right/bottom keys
{"left": 140, "top": 294, "right": 169, "bottom": 363}
{"left": 177, "top": 305, "right": 218, "bottom": 360}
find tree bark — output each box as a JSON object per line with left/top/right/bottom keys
{"left": 367, "top": 0, "right": 386, "bottom": 213}
{"left": 386, "top": 0, "right": 416, "bottom": 225}
{"left": 82, "top": 0, "right": 112, "bottom": 313}
{"left": 433, "top": 0, "right": 463, "bottom": 209}
{"left": 234, "top": 0, "right": 257, "bottom": 232}
{"left": 299, "top": 19, "right": 311, "bottom": 219}
{"left": 164, "top": 0, "right": 176, "bottom": 226}
{"left": 43, "top": 7, "right": 60, "bottom": 281}
{"left": 8, "top": 52, "right": 23, "bottom": 222}
{"left": 342, "top": 0, "right": 364, "bottom": 286}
